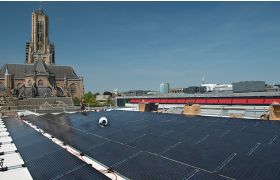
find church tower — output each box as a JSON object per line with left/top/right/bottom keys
{"left": 25, "top": 4, "right": 55, "bottom": 65}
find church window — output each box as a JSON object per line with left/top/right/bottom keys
{"left": 70, "top": 83, "right": 76, "bottom": 94}
{"left": 38, "top": 80, "right": 43, "bottom": 86}
{"left": 0, "top": 83, "right": 4, "bottom": 92}
{"left": 28, "top": 80, "right": 32, "bottom": 86}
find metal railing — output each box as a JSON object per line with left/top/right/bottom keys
{"left": 124, "top": 103, "right": 270, "bottom": 119}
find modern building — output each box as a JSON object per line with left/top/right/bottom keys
{"left": 169, "top": 88, "right": 183, "bottom": 93}
{"left": 160, "top": 83, "right": 170, "bottom": 93}
{"left": 0, "top": 5, "right": 84, "bottom": 100}
{"left": 232, "top": 81, "right": 265, "bottom": 93}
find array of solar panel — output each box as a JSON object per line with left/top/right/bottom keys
{"left": 19, "top": 110, "right": 280, "bottom": 179}
{"left": 2, "top": 116, "right": 111, "bottom": 180}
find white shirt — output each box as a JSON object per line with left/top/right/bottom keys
{"left": 99, "top": 117, "right": 108, "bottom": 125}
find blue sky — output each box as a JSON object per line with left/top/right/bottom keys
{"left": 0, "top": 1, "right": 280, "bottom": 94}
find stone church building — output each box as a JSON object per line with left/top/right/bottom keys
{"left": 0, "top": 5, "right": 84, "bottom": 100}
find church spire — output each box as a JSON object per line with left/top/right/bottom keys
{"left": 5, "top": 67, "right": 9, "bottom": 76}
{"left": 37, "top": 2, "right": 44, "bottom": 15}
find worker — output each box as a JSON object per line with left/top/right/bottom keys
{"left": 99, "top": 117, "right": 108, "bottom": 126}
{"left": 80, "top": 99, "right": 86, "bottom": 112}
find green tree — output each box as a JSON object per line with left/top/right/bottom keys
{"left": 93, "top": 92, "right": 100, "bottom": 98}
{"left": 73, "top": 97, "right": 81, "bottom": 106}
{"left": 89, "top": 96, "right": 99, "bottom": 107}
{"left": 81, "top": 91, "right": 94, "bottom": 103}
{"left": 105, "top": 97, "right": 115, "bottom": 106}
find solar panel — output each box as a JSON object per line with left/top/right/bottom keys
{"left": 162, "top": 130, "right": 211, "bottom": 145}
{"left": 161, "top": 123, "right": 194, "bottom": 131}
{"left": 4, "top": 120, "right": 26, "bottom": 129}
{"left": 188, "top": 170, "right": 230, "bottom": 180}
{"left": 66, "top": 134, "right": 108, "bottom": 152}
{"left": 17, "top": 139, "right": 62, "bottom": 162}
{"left": 9, "top": 111, "right": 280, "bottom": 179}
{"left": 25, "top": 148, "right": 88, "bottom": 179}
{"left": 136, "top": 126, "right": 172, "bottom": 137}
{"left": 13, "top": 132, "right": 48, "bottom": 149}
{"left": 53, "top": 164, "right": 111, "bottom": 180}
{"left": 161, "top": 142, "right": 233, "bottom": 172}
{"left": 248, "top": 143, "right": 280, "bottom": 162}
{"left": 112, "top": 151, "right": 196, "bottom": 180}
{"left": 224, "top": 131, "right": 275, "bottom": 144}
{"left": 83, "top": 141, "right": 140, "bottom": 167}
{"left": 7, "top": 123, "right": 32, "bottom": 133}
{"left": 105, "top": 129, "right": 145, "bottom": 144}
{"left": 217, "top": 154, "right": 280, "bottom": 179}
{"left": 52, "top": 128, "right": 88, "bottom": 143}
{"left": 9, "top": 127, "right": 38, "bottom": 140}
{"left": 127, "top": 135, "right": 180, "bottom": 154}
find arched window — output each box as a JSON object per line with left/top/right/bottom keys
{"left": 70, "top": 83, "right": 76, "bottom": 94}
{"left": 17, "top": 83, "right": 21, "bottom": 88}
{"left": 38, "top": 80, "right": 43, "bottom": 86}
{"left": 28, "top": 80, "right": 32, "bottom": 86}
{"left": 0, "top": 83, "right": 4, "bottom": 92}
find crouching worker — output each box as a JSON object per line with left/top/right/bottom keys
{"left": 99, "top": 117, "right": 108, "bottom": 126}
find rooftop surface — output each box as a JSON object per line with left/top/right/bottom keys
{"left": 2, "top": 110, "right": 280, "bottom": 179}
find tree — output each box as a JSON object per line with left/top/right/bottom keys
{"left": 73, "top": 97, "right": 81, "bottom": 106}
{"left": 93, "top": 92, "right": 100, "bottom": 98}
{"left": 81, "top": 91, "right": 94, "bottom": 103}
{"left": 88, "top": 96, "right": 99, "bottom": 107}
{"left": 105, "top": 97, "right": 115, "bottom": 106}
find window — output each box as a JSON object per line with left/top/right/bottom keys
{"left": 28, "top": 80, "right": 32, "bottom": 86}
{"left": 0, "top": 83, "right": 4, "bottom": 92}
{"left": 17, "top": 83, "right": 21, "bottom": 88}
{"left": 38, "top": 80, "right": 43, "bottom": 86}
{"left": 70, "top": 83, "right": 76, "bottom": 94}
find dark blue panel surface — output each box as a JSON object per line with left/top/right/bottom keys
{"left": 113, "top": 151, "right": 196, "bottom": 180}
{"left": 66, "top": 134, "right": 107, "bottom": 152}
{"left": 13, "top": 132, "right": 48, "bottom": 149}
{"left": 197, "top": 136, "right": 256, "bottom": 155}
{"left": 105, "top": 129, "right": 145, "bottom": 144}
{"left": 84, "top": 126, "right": 121, "bottom": 137}
{"left": 161, "top": 130, "right": 208, "bottom": 145}
{"left": 161, "top": 143, "right": 233, "bottom": 172}
{"left": 54, "top": 164, "right": 111, "bottom": 180}
{"left": 9, "top": 127, "right": 38, "bottom": 140}
{"left": 25, "top": 148, "right": 87, "bottom": 180}
{"left": 224, "top": 131, "right": 275, "bottom": 144}
{"left": 52, "top": 128, "right": 88, "bottom": 142}
{"left": 249, "top": 144, "right": 280, "bottom": 162}
{"left": 218, "top": 154, "right": 280, "bottom": 179}
{"left": 127, "top": 135, "right": 180, "bottom": 154}
{"left": 7, "top": 124, "right": 31, "bottom": 133}
{"left": 189, "top": 170, "right": 230, "bottom": 180}
{"left": 84, "top": 141, "right": 140, "bottom": 167}
{"left": 161, "top": 123, "right": 194, "bottom": 131}
{"left": 4, "top": 120, "right": 26, "bottom": 129}
{"left": 18, "top": 138, "right": 62, "bottom": 162}
{"left": 136, "top": 126, "right": 171, "bottom": 137}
